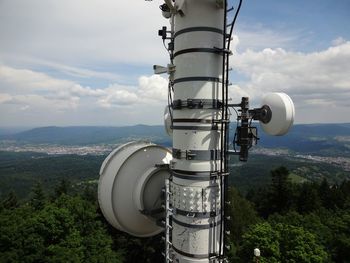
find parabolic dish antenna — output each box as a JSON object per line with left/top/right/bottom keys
{"left": 260, "top": 92, "right": 295, "bottom": 136}
{"left": 98, "top": 141, "right": 172, "bottom": 237}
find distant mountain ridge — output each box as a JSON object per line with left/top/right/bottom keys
{"left": 258, "top": 123, "right": 350, "bottom": 155}
{"left": 0, "top": 125, "right": 168, "bottom": 146}
{"left": 1, "top": 123, "right": 350, "bottom": 156}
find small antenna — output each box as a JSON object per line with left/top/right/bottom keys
{"left": 254, "top": 248, "right": 261, "bottom": 262}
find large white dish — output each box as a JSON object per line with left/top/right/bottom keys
{"left": 98, "top": 141, "right": 172, "bottom": 237}
{"left": 260, "top": 92, "right": 295, "bottom": 136}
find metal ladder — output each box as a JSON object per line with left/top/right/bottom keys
{"left": 164, "top": 179, "right": 173, "bottom": 263}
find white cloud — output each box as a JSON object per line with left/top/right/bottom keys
{"left": 10, "top": 94, "right": 80, "bottom": 111}
{"left": 0, "top": 0, "right": 167, "bottom": 66}
{"left": 0, "top": 64, "right": 168, "bottom": 106}
{"left": 20, "top": 105, "right": 30, "bottom": 111}
{"left": 138, "top": 75, "right": 168, "bottom": 101}
{"left": 0, "top": 65, "right": 86, "bottom": 110}
{"left": 230, "top": 41, "right": 350, "bottom": 123}
{"left": 0, "top": 65, "right": 73, "bottom": 92}
{"left": 97, "top": 75, "right": 168, "bottom": 108}
{"left": 97, "top": 88, "right": 139, "bottom": 108}
{"left": 25, "top": 58, "right": 121, "bottom": 81}
{"left": 332, "top": 37, "right": 346, "bottom": 46}
{"left": 234, "top": 23, "right": 310, "bottom": 52}
{"left": 0, "top": 63, "right": 168, "bottom": 125}
{"left": 0, "top": 93, "right": 12, "bottom": 103}
{"left": 1, "top": 38, "right": 350, "bottom": 125}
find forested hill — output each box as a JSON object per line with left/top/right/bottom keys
{"left": 1, "top": 123, "right": 350, "bottom": 156}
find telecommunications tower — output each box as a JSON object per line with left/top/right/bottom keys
{"left": 98, "top": 0, "right": 295, "bottom": 262}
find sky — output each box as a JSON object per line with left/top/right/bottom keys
{"left": 0, "top": 0, "right": 349, "bottom": 127}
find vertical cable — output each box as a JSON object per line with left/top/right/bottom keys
{"left": 224, "top": 0, "right": 243, "bottom": 259}
{"left": 219, "top": 0, "right": 228, "bottom": 259}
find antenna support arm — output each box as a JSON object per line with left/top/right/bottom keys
{"left": 164, "top": 0, "right": 176, "bottom": 13}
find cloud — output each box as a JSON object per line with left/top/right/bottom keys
{"left": 1, "top": 38, "right": 350, "bottom": 125}
{"left": 0, "top": 65, "right": 74, "bottom": 92}
{"left": 234, "top": 23, "right": 310, "bottom": 52}
{"left": 332, "top": 37, "right": 346, "bottom": 46}
{"left": 21, "top": 58, "right": 121, "bottom": 81}
{"left": 0, "top": 64, "right": 167, "bottom": 106}
{"left": 0, "top": 93, "right": 12, "bottom": 103}
{"left": 0, "top": 65, "right": 86, "bottom": 110}
{"left": 9, "top": 94, "right": 80, "bottom": 111}
{"left": 97, "top": 88, "right": 139, "bottom": 108}
{"left": 0, "top": 63, "right": 168, "bottom": 125}
{"left": 20, "top": 105, "right": 30, "bottom": 111}
{"left": 97, "top": 75, "right": 168, "bottom": 108}
{"left": 138, "top": 75, "right": 168, "bottom": 101}
{"left": 230, "top": 41, "right": 350, "bottom": 122}
{"left": 0, "top": 0, "right": 167, "bottom": 66}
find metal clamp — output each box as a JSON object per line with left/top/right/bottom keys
{"left": 213, "top": 46, "right": 233, "bottom": 55}
{"left": 171, "top": 125, "right": 219, "bottom": 131}
{"left": 174, "top": 27, "right": 224, "bottom": 38}
{"left": 172, "top": 99, "right": 222, "bottom": 110}
{"left": 172, "top": 148, "right": 221, "bottom": 160}
{"left": 173, "top": 48, "right": 224, "bottom": 58}
{"left": 173, "top": 76, "right": 222, "bottom": 84}
{"left": 171, "top": 170, "right": 219, "bottom": 181}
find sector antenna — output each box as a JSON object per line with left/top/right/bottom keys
{"left": 98, "top": 1, "right": 295, "bottom": 262}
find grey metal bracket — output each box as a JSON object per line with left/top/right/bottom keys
{"left": 172, "top": 148, "right": 221, "bottom": 160}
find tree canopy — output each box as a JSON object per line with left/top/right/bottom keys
{"left": 1, "top": 166, "right": 350, "bottom": 262}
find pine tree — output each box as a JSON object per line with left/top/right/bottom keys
{"left": 270, "top": 166, "right": 291, "bottom": 214}
{"left": 30, "top": 181, "right": 46, "bottom": 210}
{"left": 2, "top": 190, "right": 19, "bottom": 210}
{"left": 297, "top": 183, "right": 321, "bottom": 214}
{"left": 54, "top": 179, "right": 70, "bottom": 197}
